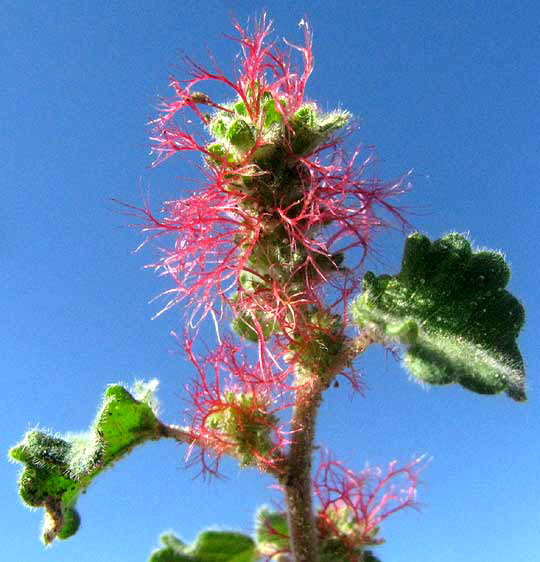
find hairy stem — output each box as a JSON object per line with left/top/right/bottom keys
{"left": 282, "top": 333, "right": 375, "bottom": 561}
{"left": 283, "top": 377, "right": 324, "bottom": 562}
{"left": 157, "top": 422, "right": 194, "bottom": 443}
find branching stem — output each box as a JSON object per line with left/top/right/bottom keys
{"left": 160, "top": 332, "right": 376, "bottom": 561}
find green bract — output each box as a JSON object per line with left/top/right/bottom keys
{"left": 204, "top": 392, "right": 277, "bottom": 467}
{"left": 255, "top": 507, "right": 290, "bottom": 557}
{"left": 9, "top": 381, "right": 161, "bottom": 544}
{"left": 149, "top": 531, "right": 257, "bottom": 562}
{"left": 352, "top": 233, "right": 526, "bottom": 400}
{"left": 231, "top": 300, "right": 278, "bottom": 342}
{"left": 289, "top": 311, "right": 345, "bottom": 382}
{"left": 206, "top": 93, "right": 350, "bottom": 168}
{"left": 288, "top": 104, "right": 351, "bottom": 156}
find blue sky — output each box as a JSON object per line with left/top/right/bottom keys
{"left": 3, "top": 2, "right": 539, "bottom": 560}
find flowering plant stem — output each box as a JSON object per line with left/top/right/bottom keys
{"left": 283, "top": 379, "right": 324, "bottom": 562}
{"left": 281, "top": 334, "right": 376, "bottom": 559}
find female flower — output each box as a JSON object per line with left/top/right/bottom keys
{"left": 143, "top": 15, "right": 408, "bottom": 371}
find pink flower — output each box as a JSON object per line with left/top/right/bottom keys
{"left": 314, "top": 454, "right": 425, "bottom": 549}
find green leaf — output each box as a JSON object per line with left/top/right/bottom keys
{"left": 234, "top": 100, "right": 248, "bottom": 117}
{"left": 319, "top": 538, "right": 382, "bottom": 561}
{"left": 352, "top": 232, "right": 526, "bottom": 401}
{"left": 192, "top": 531, "right": 256, "bottom": 562}
{"left": 10, "top": 381, "right": 161, "bottom": 544}
{"left": 150, "top": 531, "right": 256, "bottom": 562}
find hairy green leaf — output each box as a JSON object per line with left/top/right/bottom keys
{"left": 10, "top": 381, "right": 161, "bottom": 544}
{"left": 352, "top": 233, "right": 526, "bottom": 400}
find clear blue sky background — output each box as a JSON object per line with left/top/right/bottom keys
{"left": 3, "top": 2, "right": 539, "bottom": 561}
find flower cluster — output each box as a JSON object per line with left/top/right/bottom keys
{"left": 143, "top": 15, "right": 408, "bottom": 352}
{"left": 183, "top": 336, "right": 290, "bottom": 476}
{"left": 314, "top": 455, "right": 424, "bottom": 554}
{"left": 143, "top": 14, "right": 410, "bottom": 498}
